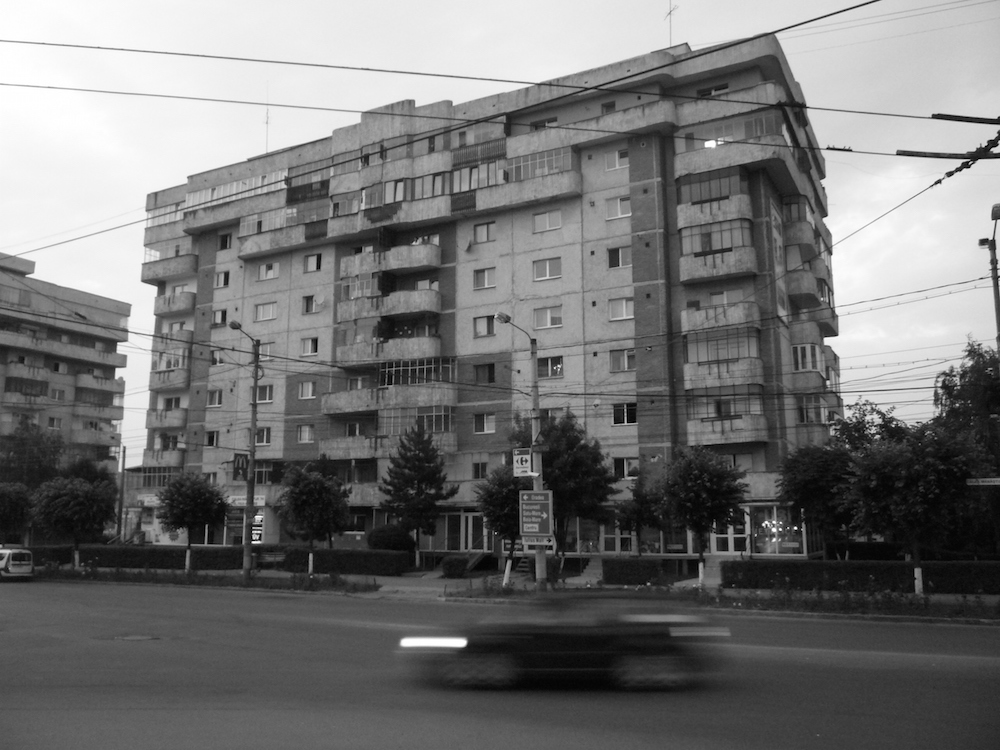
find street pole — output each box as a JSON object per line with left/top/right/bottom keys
{"left": 988, "top": 205, "right": 1000, "bottom": 372}
{"left": 496, "top": 312, "right": 547, "bottom": 591}
{"left": 230, "top": 321, "right": 260, "bottom": 585}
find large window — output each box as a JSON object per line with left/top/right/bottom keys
{"left": 533, "top": 210, "right": 562, "bottom": 233}
{"left": 533, "top": 257, "right": 561, "bottom": 281}
{"left": 680, "top": 219, "right": 754, "bottom": 256}
{"left": 792, "top": 343, "right": 823, "bottom": 372}
{"left": 677, "top": 167, "right": 747, "bottom": 205}
{"left": 686, "top": 328, "right": 759, "bottom": 364}
{"left": 473, "top": 267, "right": 496, "bottom": 290}
{"left": 533, "top": 306, "right": 562, "bottom": 329}
{"left": 537, "top": 356, "right": 563, "bottom": 379}
{"left": 507, "top": 147, "right": 572, "bottom": 182}
{"left": 613, "top": 403, "right": 637, "bottom": 425}
{"left": 609, "top": 298, "right": 634, "bottom": 320}
{"left": 610, "top": 348, "right": 636, "bottom": 372}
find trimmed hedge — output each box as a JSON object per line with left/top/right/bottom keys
{"left": 30, "top": 544, "right": 408, "bottom": 577}
{"left": 602, "top": 557, "right": 681, "bottom": 586}
{"left": 721, "top": 559, "right": 1000, "bottom": 595}
{"left": 441, "top": 555, "right": 469, "bottom": 579}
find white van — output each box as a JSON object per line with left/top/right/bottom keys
{"left": 0, "top": 546, "right": 33, "bottom": 580}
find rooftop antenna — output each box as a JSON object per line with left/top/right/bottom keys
{"left": 665, "top": 4, "right": 679, "bottom": 47}
{"left": 264, "top": 82, "right": 270, "bottom": 153}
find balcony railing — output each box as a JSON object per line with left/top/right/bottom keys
{"left": 686, "top": 413, "right": 769, "bottom": 446}
{"left": 681, "top": 301, "right": 760, "bottom": 334}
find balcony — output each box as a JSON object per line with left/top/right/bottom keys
{"left": 319, "top": 432, "right": 457, "bottom": 461}
{"left": 141, "top": 253, "right": 198, "bottom": 286}
{"left": 795, "top": 422, "right": 832, "bottom": 447}
{"left": 344, "top": 483, "right": 383, "bottom": 508}
{"left": 676, "top": 195, "right": 753, "bottom": 230}
{"left": 686, "top": 414, "right": 769, "bottom": 446}
{"left": 335, "top": 335, "right": 441, "bottom": 365}
{"left": 149, "top": 368, "right": 190, "bottom": 392}
{"left": 0, "top": 392, "right": 46, "bottom": 410}
{"left": 152, "top": 328, "right": 194, "bottom": 355}
{"left": 74, "top": 403, "right": 126, "bottom": 422}
{"left": 787, "top": 269, "right": 820, "bottom": 309}
{"left": 337, "top": 290, "right": 441, "bottom": 322}
{"left": 153, "top": 291, "right": 196, "bottom": 317}
{"left": 783, "top": 221, "right": 816, "bottom": 260}
{"left": 237, "top": 223, "right": 327, "bottom": 260}
{"left": 322, "top": 382, "right": 458, "bottom": 416}
{"left": 75, "top": 373, "right": 126, "bottom": 394}
{"left": 339, "top": 243, "right": 441, "bottom": 277}
{"left": 69, "top": 428, "right": 120, "bottom": 447}
{"left": 3, "top": 362, "right": 47, "bottom": 381}
{"left": 675, "top": 137, "right": 814, "bottom": 201}
{"left": 679, "top": 246, "right": 758, "bottom": 284}
{"left": 146, "top": 408, "right": 188, "bottom": 430}
{"left": 0, "top": 332, "right": 127, "bottom": 369}
{"left": 476, "top": 170, "right": 582, "bottom": 213}
{"left": 804, "top": 304, "right": 839, "bottom": 337}
{"left": 683, "top": 358, "right": 764, "bottom": 390}
{"left": 743, "top": 471, "right": 780, "bottom": 501}
{"left": 681, "top": 301, "right": 760, "bottom": 334}
{"left": 142, "top": 448, "right": 187, "bottom": 468}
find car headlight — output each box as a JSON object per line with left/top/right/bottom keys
{"left": 399, "top": 637, "right": 468, "bottom": 649}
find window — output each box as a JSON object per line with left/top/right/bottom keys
{"left": 168, "top": 321, "right": 187, "bottom": 332}
{"left": 792, "top": 344, "right": 823, "bottom": 372}
{"left": 474, "top": 363, "right": 495, "bottom": 384}
{"left": 297, "top": 425, "right": 315, "bottom": 444}
{"left": 254, "top": 427, "right": 271, "bottom": 446}
{"left": 533, "top": 257, "right": 561, "bottom": 281}
{"left": 534, "top": 355, "right": 563, "bottom": 379}
{"left": 346, "top": 422, "right": 362, "bottom": 437}
{"left": 686, "top": 328, "right": 759, "bottom": 364}
{"left": 609, "top": 298, "right": 634, "bottom": 320}
{"left": 533, "top": 306, "right": 562, "bottom": 329}
{"left": 51, "top": 361, "right": 66, "bottom": 373}
{"left": 212, "top": 309, "right": 227, "bottom": 326}
{"left": 530, "top": 117, "right": 557, "bottom": 130}
{"left": 298, "top": 381, "right": 317, "bottom": 399}
{"left": 163, "top": 397, "right": 181, "bottom": 411}
{"left": 697, "top": 83, "right": 729, "bottom": 98}
{"left": 210, "top": 349, "right": 225, "bottom": 366}
{"left": 610, "top": 348, "right": 636, "bottom": 372}
{"left": 258, "top": 262, "right": 279, "bottom": 280}
{"left": 607, "top": 196, "right": 632, "bottom": 219}
{"left": 304, "top": 253, "right": 322, "bottom": 272}
{"left": 254, "top": 302, "right": 276, "bottom": 321}
{"left": 214, "top": 271, "right": 230, "bottom": 288}
{"left": 474, "top": 413, "right": 496, "bottom": 434}
{"left": 532, "top": 209, "right": 562, "bottom": 233}
{"left": 797, "top": 395, "right": 824, "bottom": 424}
{"left": 301, "top": 337, "right": 319, "bottom": 356}
{"left": 50, "top": 388, "right": 66, "bottom": 401}
{"left": 474, "top": 222, "right": 496, "bottom": 243}
{"left": 219, "top": 233, "right": 232, "bottom": 250}
{"left": 207, "top": 389, "right": 223, "bottom": 407}
{"left": 473, "top": 461, "right": 489, "bottom": 480}
{"left": 613, "top": 402, "right": 637, "bottom": 425}
{"left": 47, "top": 417, "right": 62, "bottom": 430}
{"left": 680, "top": 219, "right": 753, "bottom": 256}
{"left": 608, "top": 246, "right": 632, "bottom": 268}
{"left": 601, "top": 101, "right": 617, "bottom": 115}
{"left": 255, "top": 384, "right": 273, "bottom": 403}
{"left": 204, "top": 472, "right": 218, "bottom": 485}
{"left": 303, "top": 295, "right": 318, "bottom": 314}
{"left": 606, "top": 148, "right": 628, "bottom": 169}
{"left": 613, "top": 457, "right": 639, "bottom": 479}
{"left": 347, "top": 376, "right": 364, "bottom": 391}
{"left": 677, "top": 167, "right": 746, "bottom": 205}
{"left": 473, "top": 316, "right": 495, "bottom": 338}
{"left": 205, "top": 431, "right": 219, "bottom": 447}
{"left": 473, "top": 267, "right": 495, "bottom": 290}
{"left": 259, "top": 343, "right": 273, "bottom": 360}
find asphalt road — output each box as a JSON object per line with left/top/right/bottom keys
{"left": 1, "top": 582, "right": 997, "bottom": 750}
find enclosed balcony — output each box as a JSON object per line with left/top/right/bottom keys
{"left": 76, "top": 373, "right": 126, "bottom": 394}
{"left": 683, "top": 357, "right": 764, "bottom": 390}
{"left": 142, "top": 448, "right": 187, "bottom": 468}
{"left": 686, "top": 413, "right": 769, "bottom": 446}
{"left": 339, "top": 243, "right": 441, "bottom": 278}
{"left": 681, "top": 301, "right": 760, "bottom": 334}
{"left": 74, "top": 403, "right": 126, "bottom": 422}
{"left": 3, "top": 362, "right": 47, "bottom": 381}
{"left": 141, "top": 253, "right": 198, "bottom": 286}
{"left": 679, "top": 246, "right": 758, "bottom": 284}
{"left": 153, "top": 291, "right": 196, "bottom": 317}
{"left": 69, "top": 428, "right": 119, "bottom": 447}
{"left": 319, "top": 432, "right": 457, "bottom": 461}
{"left": 335, "top": 335, "right": 441, "bottom": 365}
{"left": 146, "top": 408, "right": 188, "bottom": 430}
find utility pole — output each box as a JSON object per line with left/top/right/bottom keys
{"left": 230, "top": 321, "right": 260, "bottom": 584}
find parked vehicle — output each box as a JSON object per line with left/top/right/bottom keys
{"left": 398, "top": 593, "right": 729, "bottom": 689}
{"left": 0, "top": 546, "right": 34, "bottom": 580}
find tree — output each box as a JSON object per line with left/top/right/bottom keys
{"left": 509, "top": 412, "right": 618, "bottom": 554}
{"left": 278, "top": 465, "right": 351, "bottom": 549}
{"left": 157, "top": 473, "right": 229, "bottom": 550}
{"left": 0, "top": 420, "right": 63, "bottom": 488}
{"left": 475, "top": 464, "right": 531, "bottom": 581}
{"left": 379, "top": 421, "right": 458, "bottom": 565}
{"left": 841, "top": 422, "right": 986, "bottom": 570}
{"left": 660, "top": 447, "right": 747, "bottom": 584}
{"left": 32, "top": 477, "right": 118, "bottom": 556}
{"left": 615, "top": 465, "right": 662, "bottom": 556}
{"left": 832, "top": 398, "right": 908, "bottom": 452}
{"left": 777, "top": 444, "right": 853, "bottom": 556}
{"left": 0, "top": 482, "right": 32, "bottom": 544}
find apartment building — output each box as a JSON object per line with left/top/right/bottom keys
{"left": 134, "top": 36, "right": 840, "bottom": 559}
{"left": 0, "top": 253, "right": 130, "bottom": 474}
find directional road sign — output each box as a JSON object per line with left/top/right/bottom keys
{"left": 967, "top": 477, "right": 1000, "bottom": 486}
{"left": 512, "top": 448, "right": 532, "bottom": 477}
{"left": 519, "top": 490, "right": 553, "bottom": 537}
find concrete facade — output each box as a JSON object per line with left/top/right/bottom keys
{"left": 132, "top": 37, "right": 839, "bottom": 560}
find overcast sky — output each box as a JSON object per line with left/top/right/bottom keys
{"left": 2, "top": 0, "right": 998, "bottom": 467}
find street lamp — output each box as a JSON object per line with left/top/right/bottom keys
{"left": 495, "top": 312, "right": 547, "bottom": 590}
{"left": 229, "top": 320, "right": 261, "bottom": 584}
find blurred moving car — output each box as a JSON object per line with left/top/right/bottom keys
{"left": 0, "top": 545, "right": 33, "bottom": 580}
{"left": 399, "top": 593, "right": 729, "bottom": 689}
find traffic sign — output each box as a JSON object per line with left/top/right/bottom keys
{"left": 522, "top": 535, "right": 555, "bottom": 547}
{"left": 967, "top": 478, "right": 1000, "bottom": 486}
{"left": 519, "top": 490, "right": 553, "bottom": 536}
{"left": 512, "top": 448, "right": 532, "bottom": 477}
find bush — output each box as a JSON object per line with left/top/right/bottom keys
{"left": 366, "top": 524, "right": 415, "bottom": 553}
{"left": 603, "top": 557, "right": 675, "bottom": 586}
{"left": 441, "top": 555, "right": 468, "bottom": 579}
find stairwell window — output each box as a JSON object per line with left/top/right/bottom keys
{"left": 254, "top": 384, "right": 273, "bottom": 403}
{"left": 608, "top": 246, "right": 632, "bottom": 268}
{"left": 304, "top": 253, "right": 322, "bottom": 272}
{"left": 533, "top": 257, "right": 561, "bottom": 281}
{"left": 299, "top": 381, "right": 316, "bottom": 400}
{"left": 474, "top": 413, "right": 496, "bottom": 434}
{"left": 473, "top": 267, "right": 495, "bottom": 290}
{"left": 605, "top": 148, "right": 629, "bottom": 170}
{"left": 207, "top": 389, "right": 223, "bottom": 408}
{"left": 610, "top": 348, "right": 636, "bottom": 372}
{"left": 301, "top": 337, "right": 319, "bottom": 356}
{"left": 254, "top": 427, "right": 271, "bottom": 446}
{"left": 297, "top": 425, "right": 315, "bottom": 444}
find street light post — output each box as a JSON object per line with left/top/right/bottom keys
{"left": 229, "top": 320, "right": 260, "bottom": 584}
{"left": 982, "top": 204, "right": 1000, "bottom": 377}
{"left": 496, "top": 312, "right": 547, "bottom": 591}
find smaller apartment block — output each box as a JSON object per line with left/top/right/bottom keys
{"left": 132, "top": 36, "right": 840, "bottom": 561}
{"left": 0, "top": 253, "right": 130, "bottom": 474}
